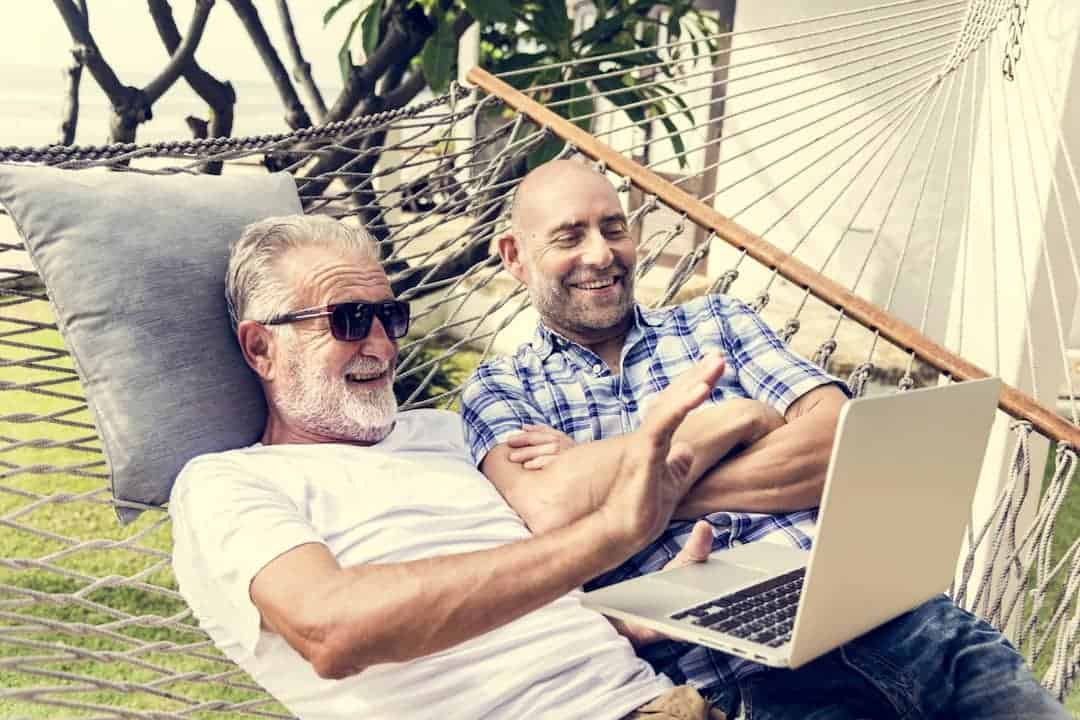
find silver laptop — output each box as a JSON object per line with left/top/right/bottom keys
{"left": 584, "top": 377, "right": 1001, "bottom": 669}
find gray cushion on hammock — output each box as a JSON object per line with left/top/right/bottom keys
{"left": 0, "top": 165, "right": 301, "bottom": 523}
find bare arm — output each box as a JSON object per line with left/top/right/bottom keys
{"left": 250, "top": 353, "right": 725, "bottom": 680}
{"left": 481, "top": 397, "right": 769, "bottom": 535}
{"left": 482, "top": 434, "right": 628, "bottom": 535}
{"left": 673, "top": 384, "right": 848, "bottom": 519}
{"left": 251, "top": 512, "right": 627, "bottom": 679}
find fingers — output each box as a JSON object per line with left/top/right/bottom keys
{"left": 645, "top": 353, "right": 725, "bottom": 438}
{"left": 609, "top": 617, "right": 667, "bottom": 648}
{"left": 506, "top": 426, "right": 575, "bottom": 469}
{"left": 667, "top": 520, "right": 714, "bottom": 568}
{"left": 507, "top": 442, "right": 562, "bottom": 464}
{"left": 506, "top": 426, "right": 573, "bottom": 448}
{"left": 523, "top": 455, "right": 559, "bottom": 470}
{"left": 665, "top": 441, "right": 694, "bottom": 486}
{"left": 680, "top": 353, "right": 726, "bottom": 404}
{"left": 505, "top": 429, "right": 555, "bottom": 448}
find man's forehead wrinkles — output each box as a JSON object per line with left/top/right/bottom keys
{"left": 290, "top": 254, "right": 390, "bottom": 305}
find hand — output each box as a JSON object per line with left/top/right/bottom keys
{"left": 506, "top": 424, "right": 576, "bottom": 470}
{"left": 599, "top": 353, "right": 725, "bottom": 551}
{"left": 751, "top": 402, "right": 786, "bottom": 443}
{"left": 610, "top": 521, "right": 714, "bottom": 647}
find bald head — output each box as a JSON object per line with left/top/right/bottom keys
{"left": 510, "top": 160, "right": 621, "bottom": 242}
{"left": 499, "top": 159, "right": 637, "bottom": 347}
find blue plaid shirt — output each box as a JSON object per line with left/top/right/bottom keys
{"left": 460, "top": 294, "right": 847, "bottom": 692}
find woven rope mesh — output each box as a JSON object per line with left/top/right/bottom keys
{"left": 3, "top": 0, "right": 1080, "bottom": 715}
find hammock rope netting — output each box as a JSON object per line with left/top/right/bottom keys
{"left": 3, "top": 0, "right": 1080, "bottom": 716}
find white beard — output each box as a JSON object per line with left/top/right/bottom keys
{"left": 276, "top": 348, "right": 398, "bottom": 444}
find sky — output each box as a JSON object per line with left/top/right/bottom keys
{"left": 0, "top": 1, "right": 364, "bottom": 145}
{"left": 1, "top": 1, "right": 354, "bottom": 84}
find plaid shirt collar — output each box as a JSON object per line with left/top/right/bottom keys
{"left": 529, "top": 303, "right": 664, "bottom": 362}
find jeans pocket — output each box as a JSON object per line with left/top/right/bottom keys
{"left": 838, "top": 641, "right": 917, "bottom": 719}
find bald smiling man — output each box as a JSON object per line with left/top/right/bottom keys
{"left": 460, "top": 159, "right": 1066, "bottom": 719}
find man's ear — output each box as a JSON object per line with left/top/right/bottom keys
{"left": 236, "top": 320, "right": 278, "bottom": 381}
{"left": 497, "top": 232, "right": 529, "bottom": 284}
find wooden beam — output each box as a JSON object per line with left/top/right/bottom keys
{"left": 466, "top": 65, "right": 1080, "bottom": 448}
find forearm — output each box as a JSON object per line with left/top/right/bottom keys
{"left": 675, "top": 421, "right": 830, "bottom": 517}
{"left": 483, "top": 435, "right": 631, "bottom": 534}
{"left": 673, "top": 389, "right": 845, "bottom": 518}
{"left": 671, "top": 400, "right": 782, "bottom": 484}
{"left": 286, "top": 512, "right": 626, "bottom": 678}
{"left": 485, "top": 401, "right": 776, "bottom": 535}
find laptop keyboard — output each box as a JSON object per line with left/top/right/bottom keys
{"left": 670, "top": 567, "right": 806, "bottom": 648}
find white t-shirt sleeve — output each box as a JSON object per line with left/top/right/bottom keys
{"left": 169, "top": 454, "right": 324, "bottom": 658}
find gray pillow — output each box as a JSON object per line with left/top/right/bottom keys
{"left": 0, "top": 165, "right": 301, "bottom": 522}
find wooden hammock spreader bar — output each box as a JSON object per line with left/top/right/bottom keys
{"left": 467, "top": 66, "right": 1080, "bottom": 449}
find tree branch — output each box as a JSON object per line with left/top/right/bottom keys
{"left": 275, "top": 0, "right": 326, "bottom": 122}
{"left": 226, "top": 0, "right": 311, "bottom": 129}
{"left": 142, "top": 0, "right": 215, "bottom": 105}
{"left": 58, "top": 46, "right": 85, "bottom": 145}
{"left": 300, "top": 8, "right": 472, "bottom": 202}
{"left": 57, "top": 0, "right": 89, "bottom": 145}
{"left": 51, "top": 0, "right": 126, "bottom": 100}
{"left": 383, "top": 69, "right": 427, "bottom": 110}
{"left": 147, "top": 0, "right": 236, "bottom": 139}
{"left": 325, "top": 0, "right": 435, "bottom": 124}
{"left": 390, "top": 154, "right": 527, "bottom": 299}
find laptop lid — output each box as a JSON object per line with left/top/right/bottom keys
{"left": 787, "top": 377, "right": 1000, "bottom": 667}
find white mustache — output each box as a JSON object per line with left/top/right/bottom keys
{"left": 345, "top": 358, "right": 391, "bottom": 376}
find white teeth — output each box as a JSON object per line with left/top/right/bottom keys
{"left": 575, "top": 279, "right": 615, "bottom": 290}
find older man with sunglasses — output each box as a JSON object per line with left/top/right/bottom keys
{"left": 168, "top": 214, "right": 742, "bottom": 720}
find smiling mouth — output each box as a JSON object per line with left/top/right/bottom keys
{"left": 571, "top": 277, "right": 620, "bottom": 291}
{"left": 346, "top": 371, "right": 389, "bottom": 384}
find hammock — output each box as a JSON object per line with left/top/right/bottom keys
{"left": 2, "top": 0, "right": 1079, "bottom": 716}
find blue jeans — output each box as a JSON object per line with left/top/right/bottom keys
{"left": 703, "top": 595, "right": 1068, "bottom": 719}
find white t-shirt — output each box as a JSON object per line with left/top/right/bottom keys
{"left": 169, "top": 409, "right": 670, "bottom": 720}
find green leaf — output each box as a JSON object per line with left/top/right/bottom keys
{"left": 528, "top": 134, "right": 567, "bottom": 170}
{"left": 463, "top": 0, "right": 516, "bottom": 24}
{"left": 338, "top": 12, "right": 363, "bottom": 85}
{"left": 361, "top": 0, "right": 383, "bottom": 56}
{"left": 567, "top": 81, "right": 595, "bottom": 132}
{"left": 647, "top": 81, "right": 696, "bottom": 126}
{"left": 667, "top": 0, "right": 692, "bottom": 39}
{"left": 575, "top": 13, "right": 627, "bottom": 46}
{"left": 422, "top": 16, "right": 458, "bottom": 93}
{"left": 492, "top": 51, "right": 554, "bottom": 90}
{"left": 593, "top": 75, "right": 647, "bottom": 126}
{"left": 323, "top": 0, "right": 359, "bottom": 26}
{"left": 532, "top": 0, "right": 571, "bottom": 50}
{"left": 657, "top": 114, "right": 688, "bottom": 169}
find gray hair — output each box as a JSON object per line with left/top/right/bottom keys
{"left": 225, "top": 214, "right": 379, "bottom": 332}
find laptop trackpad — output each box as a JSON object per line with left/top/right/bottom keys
{"left": 657, "top": 561, "right": 769, "bottom": 593}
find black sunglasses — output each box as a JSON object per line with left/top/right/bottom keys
{"left": 265, "top": 300, "right": 410, "bottom": 341}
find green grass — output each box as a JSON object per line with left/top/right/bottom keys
{"left": 1025, "top": 443, "right": 1080, "bottom": 717}
{"left": 0, "top": 302, "right": 287, "bottom": 719}
{"left": 2, "top": 298, "right": 1079, "bottom": 716}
